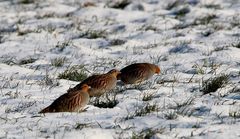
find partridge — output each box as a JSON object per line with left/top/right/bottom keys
{"left": 68, "top": 69, "right": 121, "bottom": 97}
{"left": 39, "top": 84, "right": 90, "bottom": 113}
{"left": 117, "top": 63, "right": 160, "bottom": 84}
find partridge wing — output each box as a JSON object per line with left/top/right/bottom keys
{"left": 51, "top": 91, "right": 82, "bottom": 112}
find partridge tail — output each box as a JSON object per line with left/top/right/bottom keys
{"left": 39, "top": 106, "right": 52, "bottom": 113}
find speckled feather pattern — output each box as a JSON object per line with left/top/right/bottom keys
{"left": 117, "top": 63, "right": 160, "bottom": 84}
{"left": 39, "top": 84, "right": 90, "bottom": 113}
{"left": 68, "top": 69, "right": 120, "bottom": 97}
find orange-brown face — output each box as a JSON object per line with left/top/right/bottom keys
{"left": 108, "top": 69, "right": 121, "bottom": 78}
{"left": 155, "top": 65, "right": 160, "bottom": 74}
{"left": 80, "top": 84, "right": 91, "bottom": 92}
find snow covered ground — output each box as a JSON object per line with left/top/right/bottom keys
{"left": 0, "top": 0, "right": 240, "bottom": 138}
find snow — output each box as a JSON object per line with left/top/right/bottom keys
{"left": 0, "top": 0, "right": 240, "bottom": 138}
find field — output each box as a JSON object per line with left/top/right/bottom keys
{"left": 0, "top": 0, "right": 240, "bottom": 138}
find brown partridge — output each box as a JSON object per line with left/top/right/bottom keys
{"left": 117, "top": 63, "right": 160, "bottom": 84}
{"left": 39, "top": 84, "right": 90, "bottom": 113}
{"left": 68, "top": 69, "right": 121, "bottom": 97}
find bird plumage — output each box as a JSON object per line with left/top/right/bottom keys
{"left": 68, "top": 69, "right": 121, "bottom": 97}
{"left": 39, "top": 84, "right": 90, "bottom": 113}
{"left": 117, "top": 63, "right": 160, "bottom": 84}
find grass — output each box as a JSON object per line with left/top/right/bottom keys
{"left": 16, "top": 23, "right": 38, "bottom": 36}
{"left": 203, "top": 3, "right": 221, "bottom": 9}
{"left": 43, "top": 74, "right": 59, "bottom": 87}
{"left": 4, "top": 90, "right": 20, "bottom": 99}
{"left": 228, "top": 86, "right": 240, "bottom": 94}
{"left": 171, "top": 97, "right": 195, "bottom": 117}
{"left": 174, "top": 97, "right": 195, "bottom": 108}
{"left": 149, "top": 54, "right": 168, "bottom": 64}
{"left": 35, "top": 13, "right": 55, "bottom": 19}
{"left": 51, "top": 40, "right": 72, "bottom": 53}
{"left": 51, "top": 57, "right": 67, "bottom": 67}
{"left": 5, "top": 101, "right": 36, "bottom": 113}
{"left": 75, "top": 123, "right": 91, "bottom": 130}
{"left": 125, "top": 103, "right": 159, "bottom": 120}
{"left": 131, "top": 127, "right": 165, "bottom": 139}
{"left": 135, "top": 103, "right": 159, "bottom": 116}
{"left": 80, "top": 29, "right": 107, "bottom": 39}
{"left": 192, "top": 63, "right": 205, "bottom": 74}
{"left": 202, "top": 59, "right": 221, "bottom": 74}
{"left": 202, "top": 74, "right": 229, "bottom": 95}
{"left": 17, "top": 29, "right": 28, "bottom": 36}
{"left": 229, "top": 109, "right": 240, "bottom": 118}
{"left": 177, "top": 106, "right": 195, "bottom": 117}
{"left": 139, "top": 24, "right": 158, "bottom": 31}
{"left": 230, "top": 14, "right": 240, "bottom": 27}
{"left": 193, "top": 14, "right": 217, "bottom": 25}
{"left": 109, "top": 39, "right": 126, "bottom": 46}
{"left": 0, "top": 36, "right": 3, "bottom": 43}
{"left": 91, "top": 58, "right": 121, "bottom": 72}
{"left": 201, "top": 29, "right": 213, "bottom": 37}
{"left": 193, "top": 59, "right": 222, "bottom": 75}
{"left": 163, "top": 110, "right": 178, "bottom": 120}
{"left": 231, "top": 41, "right": 240, "bottom": 48}
{"left": 43, "top": 74, "right": 54, "bottom": 86}
{"left": 212, "top": 46, "right": 228, "bottom": 52}
{"left": 58, "top": 65, "right": 88, "bottom": 81}
{"left": 18, "top": 0, "right": 34, "bottom": 4}
{"left": 169, "top": 44, "right": 195, "bottom": 54}
{"left": 92, "top": 92, "right": 119, "bottom": 108}
{"left": 142, "top": 92, "right": 155, "bottom": 101}
{"left": 18, "top": 57, "right": 37, "bottom": 65}
{"left": 173, "top": 7, "right": 190, "bottom": 19}
{"left": 165, "top": 0, "right": 180, "bottom": 10}
{"left": 192, "top": 122, "right": 201, "bottom": 128}
{"left": 106, "top": 0, "right": 131, "bottom": 9}
{"left": 0, "top": 56, "right": 16, "bottom": 65}
{"left": 37, "top": 70, "right": 60, "bottom": 87}
{"left": 229, "top": 111, "right": 240, "bottom": 118}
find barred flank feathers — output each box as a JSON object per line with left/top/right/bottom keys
{"left": 68, "top": 69, "right": 120, "bottom": 97}
{"left": 39, "top": 84, "right": 90, "bottom": 113}
{"left": 118, "top": 63, "right": 160, "bottom": 84}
